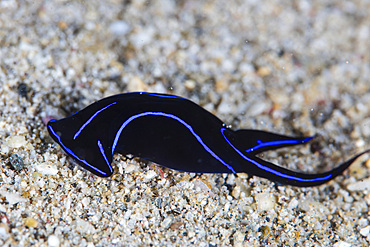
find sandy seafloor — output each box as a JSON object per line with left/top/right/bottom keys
{"left": 0, "top": 0, "right": 370, "bottom": 246}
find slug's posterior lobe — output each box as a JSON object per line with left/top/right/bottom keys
{"left": 47, "top": 92, "right": 369, "bottom": 187}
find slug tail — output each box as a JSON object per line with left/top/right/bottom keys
{"left": 243, "top": 150, "right": 370, "bottom": 187}
{"left": 233, "top": 129, "right": 314, "bottom": 155}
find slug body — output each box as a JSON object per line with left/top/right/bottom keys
{"left": 47, "top": 92, "right": 368, "bottom": 187}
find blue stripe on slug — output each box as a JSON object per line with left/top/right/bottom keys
{"left": 245, "top": 136, "right": 314, "bottom": 153}
{"left": 97, "top": 140, "right": 113, "bottom": 174}
{"left": 73, "top": 102, "right": 117, "bottom": 140}
{"left": 112, "top": 111, "right": 237, "bottom": 174}
{"left": 220, "top": 128, "right": 332, "bottom": 183}
{"left": 48, "top": 124, "right": 109, "bottom": 176}
{"left": 140, "top": 92, "right": 184, "bottom": 99}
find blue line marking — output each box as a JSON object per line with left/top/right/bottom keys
{"left": 112, "top": 112, "right": 237, "bottom": 174}
{"left": 140, "top": 92, "right": 184, "bottom": 99}
{"left": 48, "top": 124, "right": 108, "bottom": 176}
{"left": 220, "top": 128, "right": 332, "bottom": 182}
{"left": 245, "top": 136, "right": 314, "bottom": 153}
{"left": 73, "top": 102, "right": 117, "bottom": 140}
{"left": 97, "top": 140, "right": 113, "bottom": 173}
